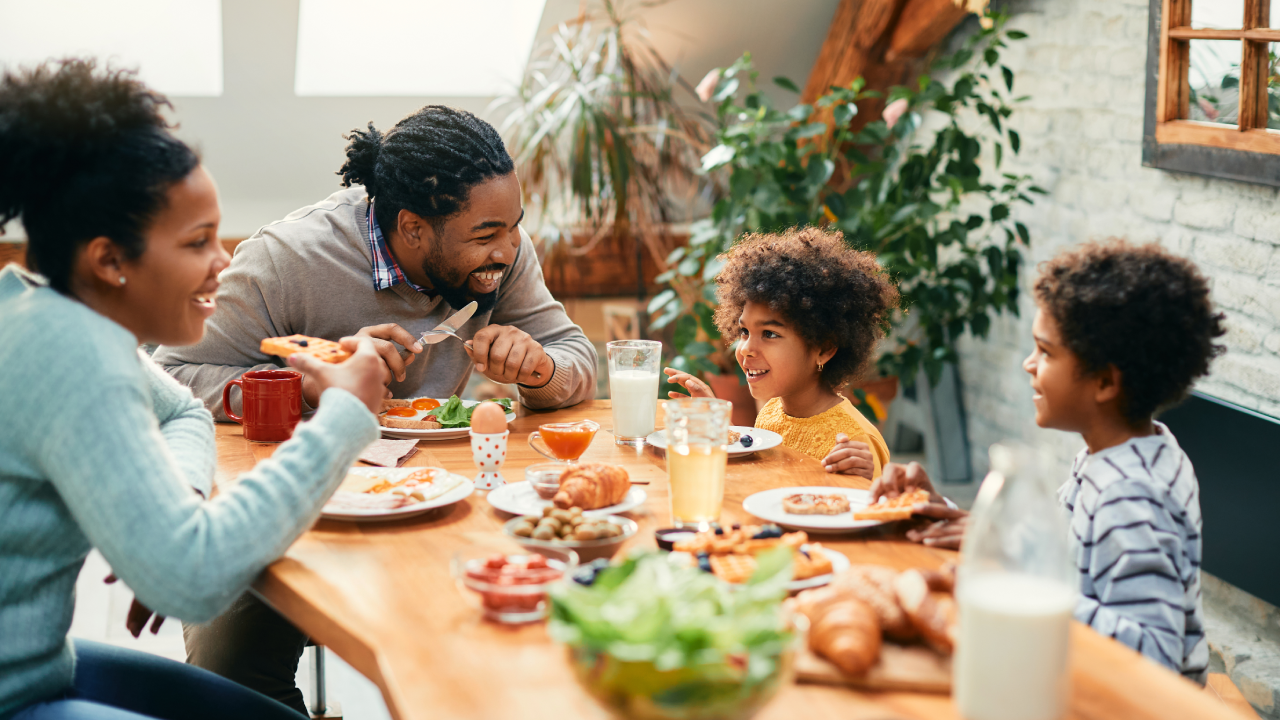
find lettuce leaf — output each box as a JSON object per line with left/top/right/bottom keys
{"left": 549, "top": 551, "right": 793, "bottom": 670}
{"left": 424, "top": 396, "right": 514, "bottom": 428}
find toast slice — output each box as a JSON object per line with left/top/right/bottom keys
{"left": 260, "top": 334, "right": 351, "bottom": 364}
{"left": 783, "top": 492, "right": 852, "bottom": 515}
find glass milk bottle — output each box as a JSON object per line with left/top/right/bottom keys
{"left": 954, "top": 444, "right": 1076, "bottom": 720}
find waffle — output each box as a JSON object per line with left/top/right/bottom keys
{"left": 709, "top": 553, "right": 757, "bottom": 584}
{"left": 852, "top": 489, "right": 931, "bottom": 521}
{"left": 673, "top": 526, "right": 807, "bottom": 555}
{"left": 795, "top": 544, "right": 835, "bottom": 579}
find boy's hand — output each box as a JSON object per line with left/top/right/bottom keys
{"left": 663, "top": 367, "right": 716, "bottom": 400}
{"left": 823, "top": 433, "right": 874, "bottom": 479}
{"left": 906, "top": 514, "right": 969, "bottom": 550}
{"left": 871, "top": 461, "right": 946, "bottom": 505}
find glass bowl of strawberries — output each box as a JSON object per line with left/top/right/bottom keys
{"left": 451, "top": 543, "right": 578, "bottom": 624}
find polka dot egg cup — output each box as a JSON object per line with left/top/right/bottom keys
{"left": 470, "top": 429, "right": 509, "bottom": 490}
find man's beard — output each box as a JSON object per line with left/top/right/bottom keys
{"left": 421, "top": 251, "right": 502, "bottom": 314}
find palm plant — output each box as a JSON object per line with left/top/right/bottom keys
{"left": 492, "top": 0, "right": 713, "bottom": 279}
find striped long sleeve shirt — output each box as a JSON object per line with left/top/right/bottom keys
{"left": 1059, "top": 422, "right": 1208, "bottom": 682}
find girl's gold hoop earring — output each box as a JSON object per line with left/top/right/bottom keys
{"left": 817, "top": 361, "right": 823, "bottom": 372}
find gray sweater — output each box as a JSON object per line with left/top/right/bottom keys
{"left": 0, "top": 266, "right": 379, "bottom": 715}
{"left": 153, "top": 187, "right": 596, "bottom": 420}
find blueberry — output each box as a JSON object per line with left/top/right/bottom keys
{"left": 799, "top": 549, "right": 811, "bottom": 559}
{"left": 297, "top": 340, "right": 309, "bottom": 347}
{"left": 698, "top": 559, "right": 713, "bottom": 573}
{"left": 739, "top": 435, "right": 753, "bottom": 448}
{"left": 714, "top": 527, "right": 724, "bottom": 536}
{"left": 573, "top": 559, "right": 611, "bottom": 586}
{"left": 732, "top": 523, "right": 741, "bottom": 531}
{"left": 697, "top": 551, "right": 709, "bottom": 559}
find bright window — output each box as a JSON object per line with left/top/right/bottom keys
{"left": 294, "top": 0, "right": 547, "bottom": 96}
{"left": 0, "top": 0, "right": 223, "bottom": 97}
{"left": 1144, "top": 0, "right": 1280, "bottom": 184}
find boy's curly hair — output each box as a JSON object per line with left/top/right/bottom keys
{"left": 1034, "top": 240, "right": 1225, "bottom": 425}
{"left": 713, "top": 227, "right": 899, "bottom": 391}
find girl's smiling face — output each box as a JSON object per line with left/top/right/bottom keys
{"left": 734, "top": 300, "right": 834, "bottom": 401}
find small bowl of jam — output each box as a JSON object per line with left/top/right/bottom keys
{"left": 451, "top": 544, "right": 577, "bottom": 624}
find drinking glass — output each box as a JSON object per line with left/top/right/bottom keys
{"left": 528, "top": 420, "right": 600, "bottom": 463}
{"left": 606, "top": 340, "right": 662, "bottom": 446}
{"left": 664, "top": 398, "right": 732, "bottom": 530}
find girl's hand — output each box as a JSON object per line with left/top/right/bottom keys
{"left": 871, "top": 461, "right": 946, "bottom": 505}
{"left": 663, "top": 367, "right": 715, "bottom": 400}
{"left": 822, "top": 433, "right": 874, "bottom": 478}
{"left": 288, "top": 337, "right": 389, "bottom": 415}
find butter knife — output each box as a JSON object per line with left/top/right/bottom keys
{"left": 419, "top": 301, "right": 477, "bottom": 346}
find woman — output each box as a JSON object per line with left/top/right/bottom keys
{"left": 0, "top": 60, "right": 387, "bottom": 719}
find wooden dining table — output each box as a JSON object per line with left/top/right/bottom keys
{"left": 214, "top": 400, "right": 1243, "bottom": 720}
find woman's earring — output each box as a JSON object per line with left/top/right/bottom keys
{"left": 118, "top": 276, "right": 127, "bottom": 286}
{"left": 817, "top": 361, "right": 824, "bottom": 372}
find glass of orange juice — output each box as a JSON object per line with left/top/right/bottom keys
{"left": 528, "top": 420, "right": 600, "bottom": 464}
{"left": 664, "top": 398, "right": 732, "bottom": 530}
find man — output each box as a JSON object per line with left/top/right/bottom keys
{"left": 155, "top": 105, "right": 595, "bottom": 420}
{"left": 153, "top": 105, "right": 596, "bottom": 713}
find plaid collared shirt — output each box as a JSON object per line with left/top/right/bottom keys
{"left": 367, "top": 200, "right": 433, "bottom": 295}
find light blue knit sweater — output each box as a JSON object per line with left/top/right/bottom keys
{"left": 0, "top": 266, "right": 379, "bottom": 716}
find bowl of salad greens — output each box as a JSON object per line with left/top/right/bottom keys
{"left": 549, "top": 550, "right": 798, "bottom": 720}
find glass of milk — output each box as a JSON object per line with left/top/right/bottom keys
{"left": 606, "top": 340, "right": 662, "bottom": 446}
{"left": 954, "top": 444, "right": 1076, "bottom": 720}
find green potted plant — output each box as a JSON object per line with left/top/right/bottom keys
{"left": 648, "top": 12, "right": 1041, "bottom": 421}
{"left": 492, "top": 0, "right": 712, "bottom": 299}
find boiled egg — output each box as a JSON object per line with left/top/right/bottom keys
{"left": 471, "top": 402, "right": 507, "bottom": 434}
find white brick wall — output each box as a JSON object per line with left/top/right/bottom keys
{"left": 950, "top": 0, "right": 1280, "bottom": 478}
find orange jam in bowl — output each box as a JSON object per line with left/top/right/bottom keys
{"left": 539, "top": 420, "right": 600, "bottom": 461}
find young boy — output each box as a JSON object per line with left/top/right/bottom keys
{"left": 873, "top": 240, "right": 1224, "bottom": 682}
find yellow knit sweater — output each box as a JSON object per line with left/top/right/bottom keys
{"left": 755, "top": 397, "right": 890, "bottom": 477}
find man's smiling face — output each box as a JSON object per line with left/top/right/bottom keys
{"left": 401, "top": 171, "right": 524, "bottom": 311}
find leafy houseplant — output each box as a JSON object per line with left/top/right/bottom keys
{"left": 493, "top": 0, "right": 711, "bottom": 295}
{"left": 648, "top": 13, "right": 1041, "bottom": 415}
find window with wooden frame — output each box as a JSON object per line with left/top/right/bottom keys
{"left": 1143, "top": 0, "right": 1280, "bottom": 185}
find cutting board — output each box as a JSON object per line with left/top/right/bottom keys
{"left": 795, "top": 642, "right": 952, "bottom": 694}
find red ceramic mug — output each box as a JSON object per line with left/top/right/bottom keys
{"left": 222, "top": 370, "right": 302, "bottom": 443}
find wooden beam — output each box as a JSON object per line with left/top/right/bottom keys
{"left": 802, "top": 0, "right": 865, "bottom": 104}
{"left": 887, "top": 0, "right": 972, "bottom": 60}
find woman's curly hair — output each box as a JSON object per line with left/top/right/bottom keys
{"left": 1034, "top": 240, "right": 1225, "bottom": 425}
{"left": 713, "top": 227, "right": 899, "bottom": 391}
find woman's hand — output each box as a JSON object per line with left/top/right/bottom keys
{"left": 871, "top": 461, "right": 946, "bottom": 505}
{"left": 822, "top": 433, "right": 874, "bottom": 478}
{"left": 663, "top": 367, "right": 716, "bottom": 400}
{"left": 105, "top": 574, "right": 165, "bottom": 637}
{"left": 287, "top": 337, "right": 389, "bottom": 414}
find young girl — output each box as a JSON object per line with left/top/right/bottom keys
{"left": 665, "top": 227, "right": 899, "bottom": 478}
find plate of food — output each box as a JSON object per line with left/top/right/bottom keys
{"left": 487, "top": 463, "right": 646, "bottom": 518}
{"left": 667, "top": 523, "right": 850, "bottom": 591}
{"left": 644, "top": 426, "right": 782, "bottom": 457}
{"left": 321, "top": 466, "right": 474, "bottom": 521}
{"left": 378, "top": 395, "right": 515, "bottom": 440}
{"left": 742, "top": 486, "right": 930, "bottom": 533}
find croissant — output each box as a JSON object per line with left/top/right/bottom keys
{"left": 794, "top": 586, "right": 882, "bottom": 676}
{"left": 553, "top": 463, "right": 631, "bottom": 510}
{"left": 829, "top": 565, "right": 917, "bottom": 640}
{"left": 893, "top": 569, "right": 958, "bottom": 654}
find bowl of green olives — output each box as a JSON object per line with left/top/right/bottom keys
{"left": 504, "top": 508, "right": 639, "bottom": 562}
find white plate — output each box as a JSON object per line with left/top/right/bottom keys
{"left": 644, "top": 426, "right": 783, "bottom": 457}
{"left": 379, "top": 399, "right": 516, "bottom": 440}
{"left": 486, "top": 482, "right": 647, "bottom": 518}
{"left": 321, "top": 468, "right": 475, "bottom": 522}
{"left": 741, "top": 486, "right": 884, "bottom": 534}
{"left": 790, "top": 545, "right": 851, "bottom": 591}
